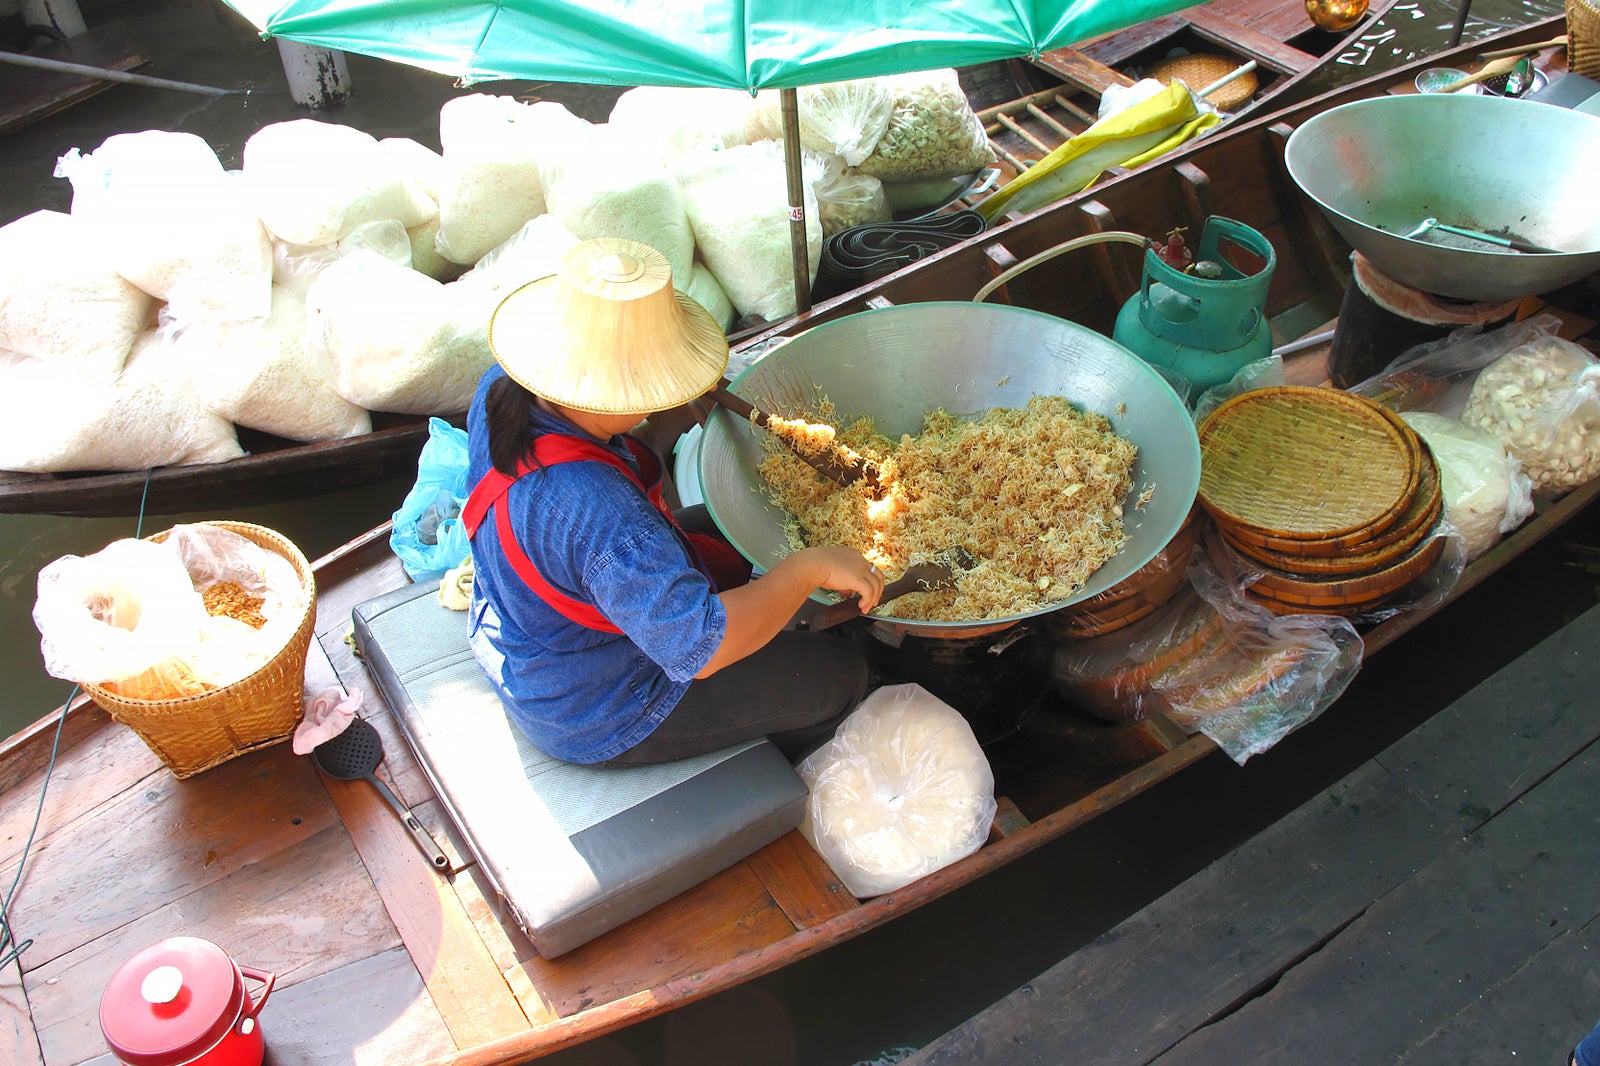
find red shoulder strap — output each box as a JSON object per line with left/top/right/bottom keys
{"left": 460, "top": 434, "right": 681, "bottom": 634}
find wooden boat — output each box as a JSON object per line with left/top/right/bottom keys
{"left": 0, "top": 0, "right": 1405, "bottom": 519}
{"left": 5, "top": 16, "right": 1595, "bottom": 1066}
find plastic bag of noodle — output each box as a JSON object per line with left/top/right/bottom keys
{"left": 798, "top": 683, "right": 996, "bottom": 898}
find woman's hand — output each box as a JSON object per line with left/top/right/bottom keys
{"left": 795, "top": 546, "right": 885, "bottom": 614}
{"left": 697, "top": 545, "right": 884, "bottom": 678}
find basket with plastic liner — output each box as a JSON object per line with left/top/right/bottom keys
{"left": 34, "top": 521, "right": 317, "bottom": 778}
{"left": 1573, "top": 0, "right": 1600, "bottom": 78}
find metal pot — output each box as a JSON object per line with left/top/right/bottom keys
{"left": 1284, "top": 94, "right": 1600, "bottom": 301}
{"left": 100, "top": 937, "right": 276, "bottom": 1066}
{"left": 698, "top": 302, "right": 1202, "bottom": 639}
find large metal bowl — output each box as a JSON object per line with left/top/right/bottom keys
{"left": 698, "top": 302, "right": 1202, "bottom": 637}
{"left": 1284, "top": 94, "right": 1600, "bottom": 300}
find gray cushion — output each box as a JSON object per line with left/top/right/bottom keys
{"left": 351, "top": 582, "right": 808, "bottom": 958}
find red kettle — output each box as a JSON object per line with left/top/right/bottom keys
{"left": 100, "top": 936, "right": 276, "bottom": 1066}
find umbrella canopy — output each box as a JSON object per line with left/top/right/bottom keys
{"left": 220, "top": 0, "right": 1193, "bottom": 91}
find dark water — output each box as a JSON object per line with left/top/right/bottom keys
{"left": 0, "top": 1, "right": 1577, "bottom": 1062}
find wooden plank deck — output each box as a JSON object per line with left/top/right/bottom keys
{"left": 0, "top": 20, "right": 151, "bottom": 135}
{"left": 908, "top": 600, "right": 1600, "bottom": 1065}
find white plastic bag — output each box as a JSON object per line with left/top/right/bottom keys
{"left": 856, "top": 70, "right": 996, "bottom": 182}
{"left": 746, "top": 77, "right": 893, "bottom": 166}
{"left": 797, "top": 683, "right": 996, "bottom": 898}
{"left": 607, "top": 86, "right": 757, "bottom": 159}
{"left": 33, "top": 537, "right": 212, "bottom": 696}
{"left": 0, "top": 210, "right": 154, "bottom": 378}
{"left": 0, "top": 332, "right": 242, "bottom": 474}
{"left": 1460, "top": 334, "right": 1600, "bottom": 495}
{"left": 675, "top": 141, "right": 821, "bottom": 323}
{"left": 176, "top": 285, "right": 372, "bottom": 442}
{"left": 55, "top": 132, "right": 274, "bottom": 322}
{"left": 538, "top": 125, "right": 695, "bottom": 289}
{"left": 242, "top": 119, "right": 436, "bottom": 247}
{"left": 1400, "top": 411, "right": 1533, "bottom": 559}
{"left": 451, "top": 214, "right": 581, "bottom": 331}
{"left": 375, "top": 137, "right": 456, "bottom": 280}
{"left": 33, "top": 524, "right": 306, "bottom": 699}
{"left": 685, "top": 262, "right": 735, "bottom": 333}
{"left": 434, "top": 96, "right": 587, "bottom": 265}
{"left": 272, "top": 218, "right": 415, "bottom": 298}
{"left": 305, "top": 250, "right": 492, "bottom": 415}
{"left": 812, "top": 152, "right": 892, "bottom": 236}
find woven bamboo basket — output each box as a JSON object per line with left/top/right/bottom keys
{"left": 1199, "top": 387, "right": 1420, "bottom": 546}
{"left": 1148, "top": 53, "right": 1259, "bottom": 109}
{"left": 1244, "top": 533, "right": 1446, "bottom": 610}
{"left": 82, "top": 521, "right": 316, "bottom": 779}
{"left": 1221, "top": 449, "right": 1441, "bottom": 573}
{"left": 1572, "top": 0, "right": 1600, "bottom": 78}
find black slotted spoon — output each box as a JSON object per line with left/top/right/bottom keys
{"left": 313, "top": 717, "right": 451, "bottom": 874}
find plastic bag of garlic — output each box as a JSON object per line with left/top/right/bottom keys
{"left": 1461, "top": 334, "right": 1600, "bottom": 496}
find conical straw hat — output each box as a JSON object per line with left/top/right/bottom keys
{"left": 488, "top": 237, "right": 729, "bottom": 414}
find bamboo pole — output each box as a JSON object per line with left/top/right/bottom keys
{"left": 780, "top": 87, "right": 813, "bottom": 315}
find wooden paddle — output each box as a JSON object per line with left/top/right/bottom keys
{"left": 798, "top": 548, "right": 978, "bottom": 631}
{"left": 706, "top": 381, "right": 881, "bottom": 491}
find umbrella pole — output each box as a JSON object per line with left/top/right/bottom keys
{"left": 781, "top": 88, "right": 813, "bottom": 314}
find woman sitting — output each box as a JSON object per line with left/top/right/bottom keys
{"left": 465, "top": 237, "right": 882, "bottom": 767}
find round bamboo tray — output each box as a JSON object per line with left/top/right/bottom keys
{"left": 1573, "top": 0, "right": 1600, "bottom": 78}
{"left": 1220, "top": 447, "right": 1441, "bottom": 574}
{"left": 1058, "top": 605, "right": 1225, "bottom": 721}
{"left": 1047, "top": 507, "right": 1205, "bottom": 638}
{"left": 82, "top": 521, "right": 316, "bottom": 779}
{"left": 1199, "top": 387, "right": 1420, "bottom": 545}
{"left": 1244, "top": 532, "right": 1447, "bottom": 610}
{"left": 1148, "top": 53, "right": 1259, "bottom": 109}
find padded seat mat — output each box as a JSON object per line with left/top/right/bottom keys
{"left": 352, "top": 582, "right": 807, "bottom": 957}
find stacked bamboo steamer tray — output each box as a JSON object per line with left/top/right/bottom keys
{"left": 1046, "top": 504, "right": 1206, "bottom": 639}
{"left": 1196, "top": 386, "right": 1445, "bottom": 615}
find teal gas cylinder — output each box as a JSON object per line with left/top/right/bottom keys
{"left": 1112, "top": 216, "right": 1276, "bottom": 397}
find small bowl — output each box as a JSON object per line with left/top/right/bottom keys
{"left": 1414, "top": 68, "right": 1484, "bottom": 94}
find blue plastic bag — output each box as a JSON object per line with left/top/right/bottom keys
{"left": 390, "top": 417, "right": 472, "bottom": 583}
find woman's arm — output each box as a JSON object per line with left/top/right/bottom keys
{"left": 696, "top": 546, "right": 883, "bottom": 678}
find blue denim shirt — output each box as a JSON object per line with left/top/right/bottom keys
{"left": 465, "top": 367, "right": 727, "bottom": 763}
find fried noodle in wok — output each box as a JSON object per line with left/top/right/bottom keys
{"left": 758, "top": 395, "right": 1138, "bottom": 621}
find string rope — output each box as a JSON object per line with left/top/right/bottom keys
{"left": 0, "top": 467, "right": 156, "bottom": 971}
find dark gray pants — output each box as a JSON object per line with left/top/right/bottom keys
{"left": 601, "top": 505, "right": 868, "bottom": 766}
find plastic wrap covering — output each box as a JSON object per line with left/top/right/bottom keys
{"left": 242, "top": 119, "right": 435, "bottom": 247}
{"left": 797, "top": 683, "right": 996, "bottom": 898}
{"left": 55, "top": 131, "right": 273, "bottom": 323}
{"left": 0, "top": 210, "right": 154, "bottom": 378}
{"left": 747, "top": 78, "right": 893, "bottom": 166}
{"left": 272, "top": 219, "right": 415, "bottom": 298}
{"left": 1347, "top": 314, "right": 1559, "bottom": 420}
{"left": 1055, "top": 542, "right": 1365, "bottom": 763}
{"left": 33, "top": 524, "right": 303, "bottom": 699}
{"left": 856, "top": 69, "right": 995, "bottom": 182}
{"left": 375, "top": 137, "right": 456, "bottom": 280}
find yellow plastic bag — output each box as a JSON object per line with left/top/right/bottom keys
{"left": 977, "top": 82, "right": 1219, "bottom": 221}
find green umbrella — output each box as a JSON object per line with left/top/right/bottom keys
{"left": 219, "top": 0, "right": 1195, "bottom": 311}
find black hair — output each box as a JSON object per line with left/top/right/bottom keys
{"left": 485, "top": 375, "right": 538, "bottom": 476}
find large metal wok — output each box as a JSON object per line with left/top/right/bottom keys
{"left": 697, "top": 302, "right": 1202, "bottom": 639}
{"left": 1284, "top": 94, "right": 1600, "bottom": 301}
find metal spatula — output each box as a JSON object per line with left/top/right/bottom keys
{"left": 313, "top": 717, "right": 451, "bottom": 873}
{"left": 799, "top": 548, "right": 978, "bottom": 631}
